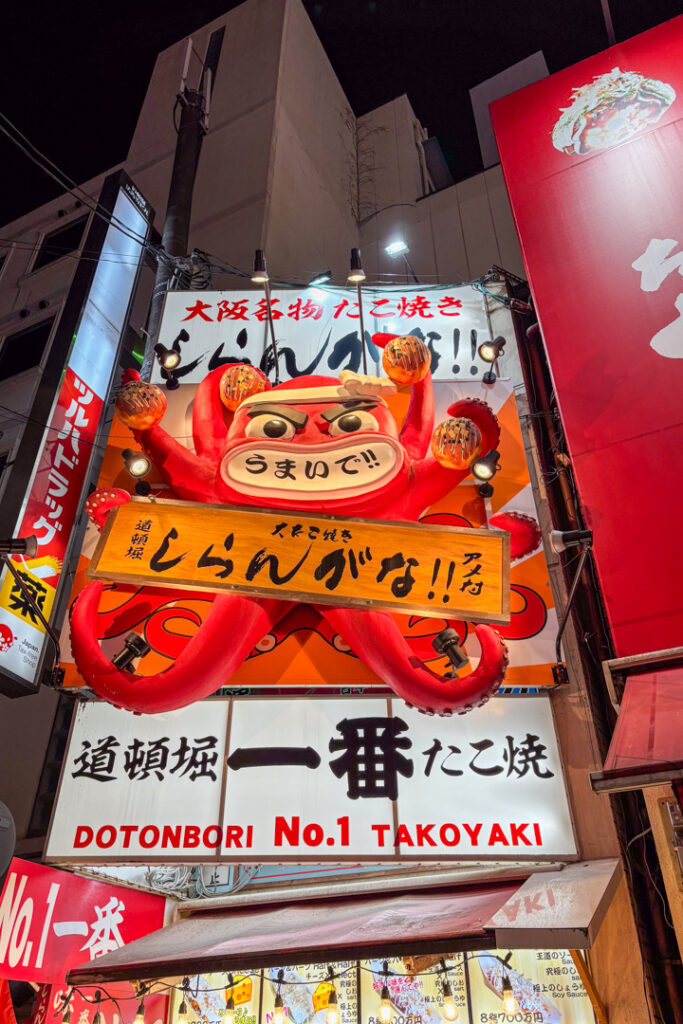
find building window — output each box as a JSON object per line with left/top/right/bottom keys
{"left": 0, "top": 319, "right": 55, "bottom": 381}
{"left": 31, "top": 215, "right": 89, "bottom": 272}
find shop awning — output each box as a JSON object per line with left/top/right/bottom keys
{"left": 590, "top": 667, "right": 683, "bottom": 793}
{"left": 66, "top": 861, "right": 620, "bottom": 984}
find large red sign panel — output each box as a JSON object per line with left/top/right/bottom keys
{"left": 491, "top": 16, "right": 683, "bottom": 657}
{"left": 0, "top": 858, "right": 164, "bottom": 984}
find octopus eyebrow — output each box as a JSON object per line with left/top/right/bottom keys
{"left": 245, "top": 404, "right": 309, "bottom": 428}
{"left": 320, "top": 399, "right": 378, "bottom": 422}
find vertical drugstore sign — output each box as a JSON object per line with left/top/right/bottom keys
{"left": 0, "top": 180, "right": 151, "bottom": 692}
{"left": 491, "top": 16, "right": 683, "bottom": 658}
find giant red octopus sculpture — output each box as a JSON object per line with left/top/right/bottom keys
{"left": 70, "top": 333, "right": 540, "bottom": 716}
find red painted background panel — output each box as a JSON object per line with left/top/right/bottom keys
{"left": 491, "top": 16, "right": 683, "bottom": 657}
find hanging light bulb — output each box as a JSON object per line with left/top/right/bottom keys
{"left": 347, "top": 248, "right": 366, "bottom": 283}
{"left": 324, "top": 989, "right": 340, "bottom": 1024}
{"left": 177, "top": 996, "right": 189, "bottom": 1024}
{"left": 272, "top": 993, "right": 286, "bottom": 1024}
{"left": 224, "top": 974, "right": 236, "bottom": 1024}
{"left": 251, "top": 249, "right": 269, "bottom": 284}
{"left": 440, "top": 980, "right": 459, "bottom": 1022}
{"left": 61, "top": 1004, "right": 72, "bottom": 1024}
{"left": 92, "top": 994, "right": 103, "bottom": 1024}
{"left": 501, "top": 974, "right": 518, "bottom": 1017}
{"left": 378, "top": 985, "right": 393, "bottom": 1024}
{"left": 134, "top": 1000, "right": 145, "bottom": 1024}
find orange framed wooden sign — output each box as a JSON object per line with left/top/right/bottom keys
{"left": 89, "top": 498, "right": 510, "bottom": 623}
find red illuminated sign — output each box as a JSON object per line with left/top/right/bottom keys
{"left": 491, "top": 15, "right": 683, "bottom": 657}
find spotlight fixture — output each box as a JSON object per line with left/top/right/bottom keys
{"left": 154, "top": 343, "right": 181, "bottom": 371}
{"left": 347, "top": 248, "right": 366, "bottom": 283}
{"left": 478, "top": 337, "right": 505, "bottom": 363}
{"left": 440, "top": 980, "right": 459, "bottom": 1022}
{"left": 549, "top": 528, "right": 593, "bottom": 553}
{"left": 501, "top": 974, "right": 518, "bottom": 1017}
{"left": 384, "top": 239, "right": 409, "bottom": 257}
{"left": 310, "top": 270, "right": 332, "bottom": 286}
{"left": 112, "top": 632, "right": 151, "bottom": 672}
{"left": 432, "top": 628, "right": 468, "bottom": 672}
{"left": 122, "top": 449, "right": 151, "bottom": 479}
{"left": 0, "top": 535, "right": 38, "bottom": 557}
{"left": 251, "top": 249, "right": 269, "bottom": 284}
{"left": 471, "top": 449, "right": 500, "bottom": 482}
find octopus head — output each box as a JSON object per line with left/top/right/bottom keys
{"left": 217, "top": 374, "right": 409, "bottom": 510}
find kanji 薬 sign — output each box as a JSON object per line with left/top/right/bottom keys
{"left": 0, "top": 181, "right": 151, "bottom": 692}
{"left": 45, "top": 696, "right": 577, "bottom": 863}
{"left": 0, "top": 857, "right": 164, "bottom": 983}
{"left": 89, "top": 499, "right": 509, "bottom": 623}
{"left": 154, "top": 287, "right": 511, "bottom": 385}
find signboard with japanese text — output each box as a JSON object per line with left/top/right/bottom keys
{"left": 154, "top": 287, "right": 512, "bottom": 386}
{"left": 45, "top": 696, "right": 577, "bottom": 863}
{"left": 35, "top": 984, "right": 168, "bottom": 1024}
{"left": 170, "top": 954, "right": 596, "bottom": 1024}
{"left": 89, "top": 499, "right": 509, "bottom": 623}
{"left": 491, "top": 16, "right": 683, "bottom": 658}
{"left": 0, "top": 182, "right": 151, "bottom": 692}
{"left": 466, "top": 949, "right": 596, "bottom": 1024}
{"left": 0, "top": 857, "right": 165, "bottom": 984}
{"left": 358, "top": 957, "right": 468, "bottom": 1024}
{"left": 59, "top": 377, "right": 558, "bottom": 694}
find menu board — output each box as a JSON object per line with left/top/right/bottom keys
{"left": 262, "top": 963, "right": 357, "bottom": 1024}
{"left": 183, "top": 973, "right": 262, "bottom": 1024}
{"left": 173, "top": 950, "right": 595, "bottom": 1024}
{"left": 359, "top": 957, "right": 469, "bottom": 1024}
{"left": 467, "top": 950, "right": 595, "bottom": 1024}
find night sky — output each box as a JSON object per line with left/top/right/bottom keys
{"left": 0, "top": 0, "right": 680, "bottom": 226}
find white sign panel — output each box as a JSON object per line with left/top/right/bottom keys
{"left": 154, "top": 286, "right": 508, "bottom": 384}
{"left": 46, "top": 696, "right": 577, "bottom": 863}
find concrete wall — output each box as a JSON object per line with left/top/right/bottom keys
{"left": 263, "top": 0, "right": 359, "bottom": 283}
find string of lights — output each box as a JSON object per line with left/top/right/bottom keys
{"left": 57, "top": 953, "right": 522, "bottom": 1024}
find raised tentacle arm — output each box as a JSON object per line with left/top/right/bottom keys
{"left": 370, "top": 332, "right": 434, "bottom": 460}
{"left": 133, "top": 424, "right": 221, "bottom": 503}
{"left": 191, "top": 365, "right": 233, "bottom": 462}
{"left": 70, "top": 582, "right": 293, "bottom": 713}
{"left": 321, "top": 605, "right": 508, "bottom": 715}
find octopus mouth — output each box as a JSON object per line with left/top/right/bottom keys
{"left": 220, "top": 436, "right": 404, "bottom": 500}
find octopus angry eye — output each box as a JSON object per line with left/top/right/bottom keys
{"left": 328, "top": 410, "right": 379, "bottom": 436}
{"left": 245, "top": 417, "right": 296, "bottom": 440}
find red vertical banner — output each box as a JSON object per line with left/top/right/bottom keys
{"left": 491, "top": 16, "right": 683, "bottom": 657}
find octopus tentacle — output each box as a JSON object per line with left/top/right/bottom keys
{"left": 448, "top": 397, "right": 500, "bottom": 455}
{"left": 191, "top": 364, "right": 234, "bottom": 462}
{"left": 370, "top": 332, "right": 434, "bottom": 460}
{"left": 320, "top": 605, "right": 508, "bottom": 715}
{"left": 133, "top": 424, "right": 221, "bottom": 503}
{"left": 489, "top": 511, "right": 541, "bottom": 561}
{"left": 70, "top": 581, "right": 292, "bottom": 713}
